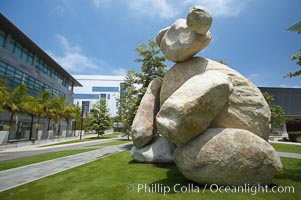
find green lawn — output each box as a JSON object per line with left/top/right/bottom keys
{"left": 0, "top": 148, "right": 98, "bottom": 171}
{"left": 41, "top": 133, "right": 120, "bottom": 147}
{"left": 89, "top": 140, "right": 131, "bottom": 147}
{"left": 0, "top": 151, "right": 299, "bottom": 200}
{"left": 270, "top": 143, "right": 301, "bottom": 154}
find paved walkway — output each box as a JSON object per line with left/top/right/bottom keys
{"left": 0, "top": 143, "right": 132, "bottom": 192}
{"left": 0, "top": 138, "right": 127, "bottom": 161}
{"left": 277, "top": 151, "right": 301, "bottom": 159}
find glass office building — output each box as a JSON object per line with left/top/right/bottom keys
{"left": 0, "top": 13, "right": 81, "bottom": 142}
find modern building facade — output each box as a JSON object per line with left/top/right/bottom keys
{"left": 259, "top": 87, "right": 301, "bottom": 132}
{"left": 0, "top": 13, "right": 81, "bottom": 143}
{"left": 73, "top": 75, "right": 124, "bottom": 117}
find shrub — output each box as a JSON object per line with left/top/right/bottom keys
{"left": 288, "top": 131, "right": 301, "bottom": 142}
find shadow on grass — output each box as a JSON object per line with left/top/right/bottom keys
{"left": 274, "top": 159, "right": 301, "bottom": 182}
{"left": 128, "top": 159, "right": 204, "bottom": 194}
{"left": 128, "top": 158, "right": 301, "bottom": 196}
{"left": 148, "top": 165, "right": 204, "bottom": 195}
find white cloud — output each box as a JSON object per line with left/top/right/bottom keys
{"left": 112, "top": 68, "right": 127, "bottom": 76}
{"left": 125, "top": 0, "right": 178, "bottom": 19}
{"left": 279, "top": 84, "right": 301, "bottom": 88}
{"left": 47, "top": 35, "right": 102, "bottom": 74}
{"left": 184, "top": 0, "right": 250, "bottom": 17}
{"left": 125, "top": 0, "right": 250, "bottom": 19}
{"left": 91, "top": 0, "right": 249, "bottom": 20}
{"left": 92, "top": 0, "right": 111, "bottom": 8}
{"left": 247, "top": 73, "right": 268, "bottom": 87}
{"left": 248, "top": 73, "right": 260, "bottom": 80}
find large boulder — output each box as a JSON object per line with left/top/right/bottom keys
{"left": 156, "top": 26, "right": 170, "bottom": 47}
{"left": 159, "top": 19, "right": 211, "bottom": 62}
{"left": 206, "top": 59, "right": 271, "bottom": 140}
{"left": 160, "top": 57, "right": 208, "bottom": 105}
{"left": 131, "top": 78, "right": 162, "bottom": 148}
{"left": 130, "top": 136, "right": 176, "bottom": 163}
{"left": 175, "top": 128, "right": 283, "bottom": 186}
{"left": 159, "top": 57, "right": 271, "bottom": 140}
{"left": 187, "top": 6, "right": 213, "bottom": 35}
{"left": 156, "top": 71, "right": 233, "bottom": 144}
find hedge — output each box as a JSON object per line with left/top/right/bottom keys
{"left": 288, "top": 131, "right": 301, "bottom": 142}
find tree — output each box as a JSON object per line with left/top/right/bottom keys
{"left": 1, "top": 84, "right": 28, "bottom": 141}
{"left": 62, "top": 104, "right": 78, "bottom": 137}
{"left": 135, "top": 39, "right": 167, "bottom": 96}
{"left": 284, "top": 20, "right": 301, "bottom": 78}
{"left": 71, "top": 105, "right": 81, "bottom": 135}
{"left": 284, "top": 48, "right": 301, "bottom": 77}
{"left": 22, "top": 95, "right": 43, "bottom": 140}
{"left": 117, "top": 70, "right": 140, "bottom": 139}
{"left": 263, "top": 92, "right": 286, "bottom": 130}
{"left": 0, "top": 79, "right": 9, "bottom": 111}
{"left": 48, "top": 95, "right": 66, "bottom": 137}
{"left": 116, "top": 39, "right": 167, "bottom": 139}
{"left": 218, "top": 59, "right": 228, "bottom": 65}
{"left": 87, "top": 98, "right": 112, "bottom": 138}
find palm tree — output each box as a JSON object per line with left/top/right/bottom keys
{"left": 48, "top": 95, "right": 66, "bottom": 138}
{"left": 35, "top": 90, "right": 52, "bottom": 132}
{"left": 72, "top": 105, "right": 81, "bottom": 136}
{"left": 1, "top": 84, "right": 27, "bottom": 141}
{"left": 0, "top": 79, "right": 8, "bottom": 111}
{"left": 22, "top": 95, "right": 45, "bottom": 140}
{"left": 62, "top": 104, "right": 77, "bottom": 137}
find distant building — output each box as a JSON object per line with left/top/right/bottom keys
{"left": 73, "top": 75, "right": 125, "bottom": 117}
{"left": 0, "top": 13, "right": 81, "bottom": 143}
{"left": 259, "top": 87, "right": 301, "bottom": 132}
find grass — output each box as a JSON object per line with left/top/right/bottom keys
{"left": 0, "top": 150, "right": 300, "bottom": 200}
{"left": 89, "top": 140, "right": 131, "bottom": 147}
{"left": 270, "top": 143, "right": 301, "bottom": 154}
{"left": 41, "top": 133, "right": 120, "bottom": 147}
{"left": 0, "top": 148, "right": 98, "bottom": 171}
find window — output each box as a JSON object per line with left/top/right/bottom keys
{"left": 107, "top": 94, "right": 110, "bottom": 99}
{"left": 7, "top": 36, "right": 35, "bottom": 66}
{"left": 35, "top": 57, "right": 50, "bottom": 76}
{"left": 22, "top": 74, "right": 29, "bottom": 84}
{"left": 52, "top": 70, "right": 63, "bottom": 85}
{"left": 14, "top": 42, "right": 22, "bottom": 58}
{"left": 0, "top": 60, "right": 66, "bottom": 98}
{"left": 74, "top": 94, "right": 99, "bottom": 99}
{"left": 120, "top": 83, "right": 126, "bottom": 96}
{"left": 27, "top": 77, "right": 35, "bottom": 89}
{"left": 0, "top": 61, "right": 7, "bottom": 76}
{"left": 0, "top": 29, "right": 5, "bottom": 47}
{"left": 6, "top": 66, "right": 15, "bottom": 79}
{"left": 100, "top": 94, "right": 106, "bottom": 99}
{"left": 92, "top": 87, "right": 119, "bottom": 92}
{"left": 21, "top": 47, "right": 29, "bottom": 63}
{"left": 14, "top": 70, "right": 23, "bottom": 83}
{"left": 8, "top": 38, "right": 15, "bottom": 52}
{"left": 27, "top": 52, "right": 34, "bottom": 65}
{"left": 63, "top": 80, "right": 70, "bottom": 88}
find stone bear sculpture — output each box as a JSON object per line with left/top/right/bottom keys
{"left": 130, "top": 6, "right": 282, "bottom": 186}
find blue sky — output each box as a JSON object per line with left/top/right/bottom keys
{"left": 0, "top": 0, "right": 300, "bottom": 87}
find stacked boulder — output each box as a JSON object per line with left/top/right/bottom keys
{"left": 131, "top": 6, "right": 282, "bottom": 186}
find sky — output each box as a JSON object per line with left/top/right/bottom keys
{"left": 0, "top": 0, "right": 300, "bottom": 87}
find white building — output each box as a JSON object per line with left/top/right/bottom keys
{"left": 73, "top": 75, "right": 125, "bottom": 117}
